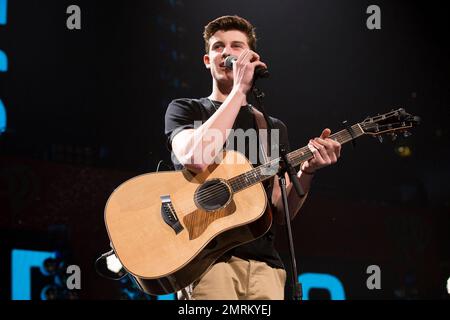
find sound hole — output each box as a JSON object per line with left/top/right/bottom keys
{"left": 194, "top": 179, "right": 232, "bottom": 211}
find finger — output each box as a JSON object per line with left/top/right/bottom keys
{"left": 327, "top": 149, "right": 337, "bottom": 163}
{"left": 249, "top": 50, "right": 261, "bottom": 62}
{"left": 327, "top": 139, "right": 341, "bottom": 159}
{"left": 328, "top": 152, "right": 337, "bottom": 163}
{"left": 308, "top": 141, "right": 325, "bottom": 163}
{"left": 335, "top": 141, "right": 341, "bottom": 158}
{"left": 239, "top": 50, "right": 261, "bottom": 65}
{"left": 316, "top": 137, "right": 341, "bottom": 159}
{"left": 307, "top": 142, "right": 321, "bottom": 159}
{"left": 310, "top": 140, "right": 331, "bottom": 164}
{"left": 315, "top": 138, "right": 339, "bottom": 163}
{"left": 315, "top": 137, "right": 333, "bottom": 150}
{"left": 320, "top": 128, "right": 331, "bottom": 139}
{"left": 237, "top": 49, "right": 251, "bottom": 63}
{"left": 251, "top": 61, "right": 268, "bottom": 70}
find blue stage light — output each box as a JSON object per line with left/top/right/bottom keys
{"left": 11, "top": 249, "right": 57, "bottom": 300}
{"left": 0, "top": 99, "right": 6, "bottom": 134}
{"left": 299, "top": 273, "right": 346, "bottom": 300}
{"left": 0, "top": 0, "right": 7, "bottom": 25}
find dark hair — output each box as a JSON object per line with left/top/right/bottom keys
{"left": 203, "top": 15, "right": 257, "bottom": 53}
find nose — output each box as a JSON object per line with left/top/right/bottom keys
{"left": 222, "top": 45, "right": 232, "bottom": 58}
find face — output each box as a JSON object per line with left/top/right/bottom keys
{"left": 204, "top": 30, "right": 250, "bottom": 84}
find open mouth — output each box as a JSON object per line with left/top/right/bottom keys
{"left": 219, "top": 63, "right": 231, "bottom": 71}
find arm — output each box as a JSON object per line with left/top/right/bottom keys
{"left": 172, "top": 49, "right": 267, "bottom": 173}
{"left": 171, "top": 88, "right": 246, "bottom": 173}
{"left": 272, "top": 128, "right": 341, "bottom": 224}
{"left": 271, "top": 170, "right": 312, "bottom": 225}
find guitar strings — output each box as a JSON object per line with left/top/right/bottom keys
{"left": 193, "top": 130, "right": 355, "bottom": 203}
{"left": 173, "top": 123, "right": 401, "bottom": 213}
{"left": 176, "top": 120, "right": 402, "bottom": 212}
{"left": 175, "top": 130, "right": 356, "bottom": 213}
{"left": 193, "top": 130, "right": 354, "bottom": 204}
{"left": 192, "top": 130, "right": 355, "bottom": 204}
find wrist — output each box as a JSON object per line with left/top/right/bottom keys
{"left": 300, "top": 169, "right": 315, "bottom": 176}
{"left": 232, "top": 85, "right": 249, "bottom": 99}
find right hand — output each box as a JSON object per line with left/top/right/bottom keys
{"left": 232, "top": 49, "right": 267, "bottom": 94}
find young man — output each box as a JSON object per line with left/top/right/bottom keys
{"left": 164, "top": 15, "right": 341, "bottom": 300}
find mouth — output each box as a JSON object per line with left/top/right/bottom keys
{"left": 219, "top": 64, "right": 231, "bottom": 72}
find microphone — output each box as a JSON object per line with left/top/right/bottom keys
{"left": 224, "top": 55, "right": 270, "bottom": 79}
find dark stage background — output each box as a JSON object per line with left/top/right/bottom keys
{"left": 0, "top": 0, "right": 449, "bottom": 300}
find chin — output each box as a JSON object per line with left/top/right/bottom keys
{"left": 214, "top": 73, "right": 233, "bottom": 84}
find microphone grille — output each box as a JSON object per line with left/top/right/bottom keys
{"left": 224, "top": 56, "right": 237, "bottom": 69}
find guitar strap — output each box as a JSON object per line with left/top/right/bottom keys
{"left": 250, "top": 105, "right": 270, "bottom": 163}
{"left": 250, "top": 105, "right": 275, "bottom": 199}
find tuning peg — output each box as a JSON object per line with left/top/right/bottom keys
{"left": 378, "top": 135, "right": 383, "bottom": 143}
{"left": 403, "top": 131, "right": 412, "bottom": 138}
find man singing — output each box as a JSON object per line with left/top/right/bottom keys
{"left": 165, "top": 15, "right": 341, "bottom": 300}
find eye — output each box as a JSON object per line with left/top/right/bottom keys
{"left": 212, "top": 43, "right": 224, "bottom": 50}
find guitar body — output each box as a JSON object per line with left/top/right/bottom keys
{"left": 104, "top": 150, "right": 272, "bottom": 295}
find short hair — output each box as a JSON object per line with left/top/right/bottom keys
{"left": 203, "top": 15, "right": 257, "bottom": 53}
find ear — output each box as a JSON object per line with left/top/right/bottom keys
{"left": 203, "top": 54, "right": 211, "bottom": 69}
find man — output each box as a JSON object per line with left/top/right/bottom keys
{"left": 164, "top": 15, "right": 341, "bottom": 300}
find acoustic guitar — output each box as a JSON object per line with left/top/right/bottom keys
{"left": 104, "top": 108, "right": 419, "bottom": 295}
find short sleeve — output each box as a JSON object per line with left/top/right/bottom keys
{"left": 164, "top": 98, "right": 203, "bottom": 151}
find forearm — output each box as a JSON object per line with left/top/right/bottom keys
{"left": 272, "top": 128, "right": 342, "bottom": 223}
{"left": 175, "top": 88, "right": 246, "bottom": 171}
{"left": 285, "top": 170, "right": 313, "bottom": 218}
{"left": 272, "top": 169, "right": 313, "bottom": 224}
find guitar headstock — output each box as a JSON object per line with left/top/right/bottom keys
{"left": 360, "top": 108, "right": 420, "bottom": 142}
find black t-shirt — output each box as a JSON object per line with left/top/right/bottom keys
{"left": 164, "top": 97, "right": 291, "bottom": 269}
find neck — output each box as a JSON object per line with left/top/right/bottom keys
{"left": 210, "top": 79, "right": 248, "bottom": 105}
{"left": 228, "top": 123, "right": 365, "bottom": 193}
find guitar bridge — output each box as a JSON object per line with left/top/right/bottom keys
{"left": 160, "top": 195, "right": 183, "bottom": 234}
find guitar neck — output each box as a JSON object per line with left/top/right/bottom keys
{"left": 229, "top": 123, "right": 365, "bottom": 193}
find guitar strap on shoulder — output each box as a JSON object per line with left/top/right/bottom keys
{"left": 250, "top": 105, "right": 270, "bottom": 164}
{"left": 250, "top": 105, "right": 276, "bottom": 199}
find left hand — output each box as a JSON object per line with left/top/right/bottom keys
{"left": 301, "top": 128, "right": 341, "bottom": 173}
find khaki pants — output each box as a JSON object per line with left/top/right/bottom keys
{"left": 191, "top": 256, "right": 286, "bottom": 300}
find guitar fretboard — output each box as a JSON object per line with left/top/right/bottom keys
{"left": 229, "top": 124, "right": 364, "bottom": 193}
